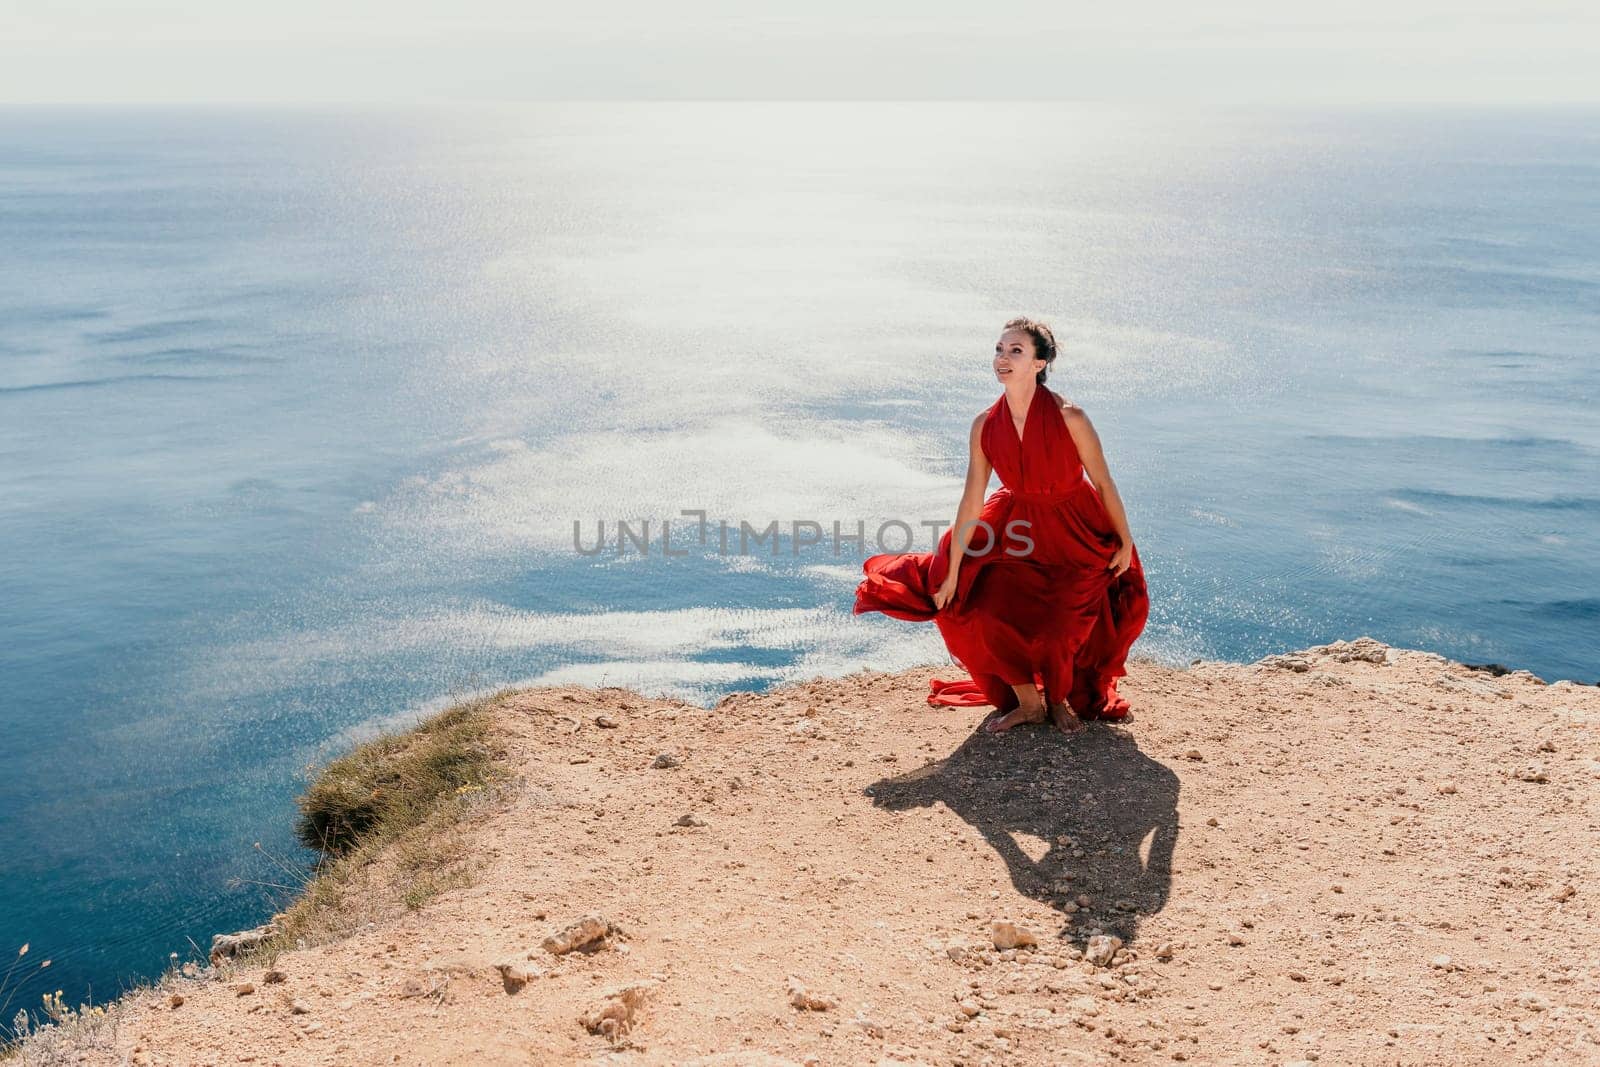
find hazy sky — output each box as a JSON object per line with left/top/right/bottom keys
{"left": 2, "top": 0, "right": 1597, "bottom": 104}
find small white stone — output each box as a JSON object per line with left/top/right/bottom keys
{"left": 1084, "top": 935, "right": 1123, "bottom": 967}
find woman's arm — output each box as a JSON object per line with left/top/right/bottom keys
{"left": 1061, "top": 401, "right": 1133, "bottom": 548}
{"left": 935, "top": 414, "right": 992, "bottom": 603}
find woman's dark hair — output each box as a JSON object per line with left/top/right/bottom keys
{"left": 1004, "top": 317, "right": 1058, "bottom": 385}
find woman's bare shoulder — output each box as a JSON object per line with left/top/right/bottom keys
{"left": 1052, "top": 391, "right": 1088, "bottom": 422}
{"left": 968, "top": 411, "right": 988, "bottom": 450}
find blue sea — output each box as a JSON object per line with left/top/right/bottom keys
{"left": 1, "top": 103, "right": 1596, "bottom": 1023}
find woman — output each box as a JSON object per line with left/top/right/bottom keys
{"left": 853, "top": 318, "right": 1149, "bottom": 735}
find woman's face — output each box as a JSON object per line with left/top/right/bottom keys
{"left": 994, "top": 328, "right": 1043, "bottom": 385}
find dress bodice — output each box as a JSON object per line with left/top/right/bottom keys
{"left": 979, "top": 384, "right": 1088, "bottom": 498}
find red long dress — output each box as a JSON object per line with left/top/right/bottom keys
{"left": 853, "top": 384, "right": 1149, "bottom": 719}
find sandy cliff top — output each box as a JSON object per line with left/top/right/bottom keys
{"left": 36, "top": 639, "right": 1600, "bottom": 1066}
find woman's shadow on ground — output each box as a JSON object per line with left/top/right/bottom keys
{"left": 866, "top": 722, "right": 1179, "bottom": 951}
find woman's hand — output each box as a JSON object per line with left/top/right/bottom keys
{"left": 932, "top": 573, "right": 959, "bottom": 611}
{"left": 1107, "top": 540, "right": 1133, "bottom": 578}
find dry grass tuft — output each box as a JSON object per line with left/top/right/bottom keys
{"left": 258, "top": 689, "right": 519, "bottom": 957}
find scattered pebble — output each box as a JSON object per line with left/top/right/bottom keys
{"left": 1084, "top": 934, "right": 1123, "bottom": 967}
{"left": 398, "top": 977, "right": 438, "bottom": 999}
{"left": 496, "top": 957, "right": 543, "bottom": 992}
{"left": 543, "top": 915, "right": 616, "bottom": 955}
{"left": 990, "top": 921, "right": 1038, "bottom": 950}
{"left": 1515, "top": 991, "right": 1552, "bottom": 1012}
{"left": 582, "top": 983, "right": 652, "bottom": 1043}
{"left": 787, "top": 977, "right": 838, "bottom": 1012}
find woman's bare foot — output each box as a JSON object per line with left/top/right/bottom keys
{"left": 984, "top": 699, "right": 1048, "bottom": 734}
{"left": 1048, "top": 701, "right": 1085, "bottom": 736}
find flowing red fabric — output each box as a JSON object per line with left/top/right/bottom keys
{"left": 853, "top": 384, "right": 1149, "bottom": 720}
